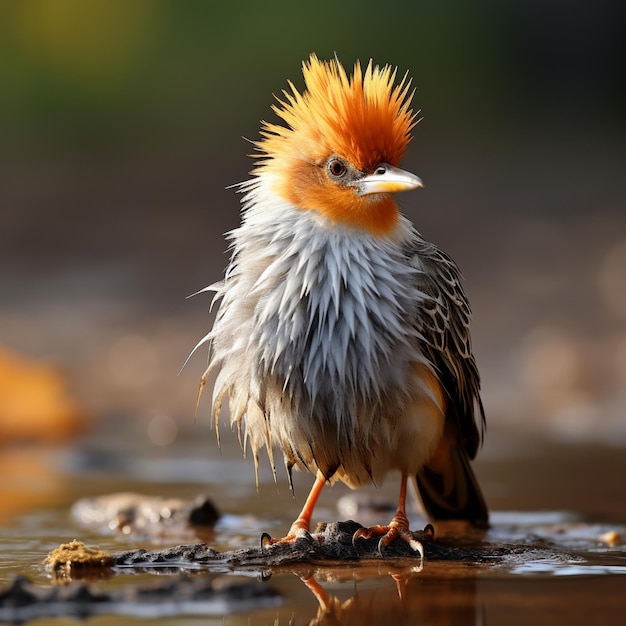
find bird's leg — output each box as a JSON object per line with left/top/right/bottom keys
{"left": 261, "top": 473, "right": 326, "bottom": 547}
{"left": 289, "top": 472, "right": 326, "bottom": 534}
{"left": 353, "top": 473, "right": 424, "bottom": 556}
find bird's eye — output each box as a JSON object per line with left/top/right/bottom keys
{"left": 328, "top": 158, "right": 347, "bottom": 178}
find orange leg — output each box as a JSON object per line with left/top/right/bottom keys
{"left": 262, "top": 473, "right": 326, "bottom": 547}
{"left": 353, "top": 473, "right": 424, "bottom": 556}
{"left": 289, "top": 472, "right": 326, "bottom": 534}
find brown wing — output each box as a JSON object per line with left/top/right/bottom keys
{"left": 407, "top": 239, "right": 488, "bottom": 525}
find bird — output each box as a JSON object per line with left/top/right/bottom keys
{"left": 194, "top": 54, "right": 488, "bottom": 553}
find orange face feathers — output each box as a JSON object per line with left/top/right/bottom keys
{"left": 253, "top": 54, "right": 421, "bottom": 236}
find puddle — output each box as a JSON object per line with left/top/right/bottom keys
{"left": 1, "top": 438, "right": 626, "bottom": 624}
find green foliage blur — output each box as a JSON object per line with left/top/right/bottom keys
{"left": 2, "top": 0, "right": 623, "bottom": 160}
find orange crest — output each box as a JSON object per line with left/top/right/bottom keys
{"left": 256, "top": 54, "right": 417, "bottom": 171}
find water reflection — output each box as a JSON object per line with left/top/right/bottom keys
{"left": 294, "top": 566, "right": 483, "bottom": 626}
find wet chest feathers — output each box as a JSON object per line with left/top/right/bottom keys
{"left": 215, "top": 203, "right": 428, "bottom": 408}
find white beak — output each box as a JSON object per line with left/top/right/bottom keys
{"left": 352, "top": 164, "right": 423, "bottom": 196}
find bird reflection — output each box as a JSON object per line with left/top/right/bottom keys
{"left": 297, "top": 564, "right": 480, "bottom": 626}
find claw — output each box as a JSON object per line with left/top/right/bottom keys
{"left": 406, "top": 534, "right": 425, "bottom": 558}
{"left": 423, "top": 523, "right": 435, "bottom": 540}
{"left": 301, "top": 530, "right": 314, "bottom": 544}
{"left": 260, "top": 532, "right": 274, "bottom": 549}
{"left": 352, "top": 527, "right": 368, "bottom": 546}
{"left": 377, "top": 537, "right": 386, "bottom": 556}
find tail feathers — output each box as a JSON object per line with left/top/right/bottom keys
{"left": 416, "top": 443, "right": 489, "bottom": 527}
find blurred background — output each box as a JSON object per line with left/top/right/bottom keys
{"left": 1, "top": 0, "right": 625, "bottom": 519}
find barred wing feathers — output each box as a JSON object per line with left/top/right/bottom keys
{"left": 407, "top": 239, "right": 488, "bottom": 525}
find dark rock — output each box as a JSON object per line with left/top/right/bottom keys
{"left": 110, "top": 520, "right": 482, "bottom": 572}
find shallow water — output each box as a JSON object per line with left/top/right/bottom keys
{"left": 1, "top": 431, "right": 626, "bottom": 625}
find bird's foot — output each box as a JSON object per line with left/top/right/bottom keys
{"left": 353, "top": 519, "right": 424, "bottom": 557}
{"left": 260, "top": 520, "right": 316, "bottom": 549}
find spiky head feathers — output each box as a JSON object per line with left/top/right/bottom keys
{"left": 257, "top": 54, "right": 416, "bottom": 172}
